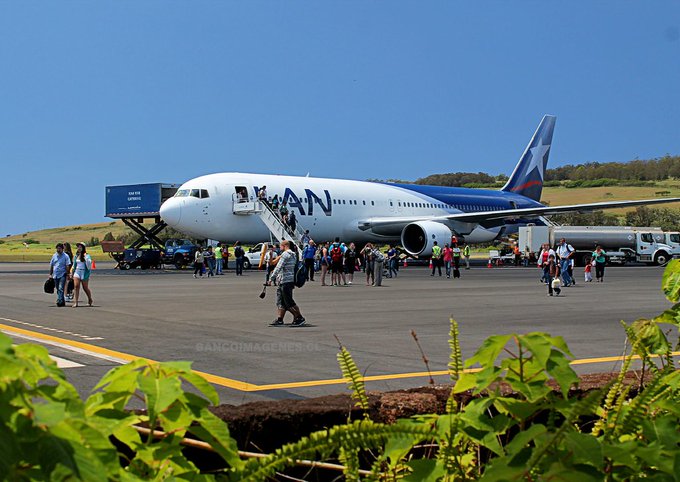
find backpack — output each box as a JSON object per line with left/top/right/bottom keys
{"left": 331, "top": 245, "right": 343, "bottom": 263}
{"left": 294, "top": 260, "right": 306, "bottom": 288}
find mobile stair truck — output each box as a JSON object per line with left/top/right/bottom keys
{"left": 519, "top": 225, "right": 678, "bottom": 266}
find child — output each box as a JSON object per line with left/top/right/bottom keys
{"left": 584, "top": 258, "right": 593, "bottom": 282}
{"left": 547, "top": 254, "right": 561, "bottom": 296}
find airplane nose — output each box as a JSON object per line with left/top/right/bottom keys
{"left": 160, "top": 199, "right": 182, "bottom": 226}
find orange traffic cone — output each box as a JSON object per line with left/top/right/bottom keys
{"left": 429, "top": 259, "right": 433, "bottom": 269}
{"left": 487, "top": 259, "right": 493, "bottom": 268}
{"left": 91, "top": 258, "right": 96, "bottom": 269}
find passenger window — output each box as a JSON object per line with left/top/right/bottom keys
{"left": 343, "top": 200, "right": 346, "bottom": 205}
{"left": 371, "top": 201, "right": 375, "bottom": 206}
{"left": 363, "top": 201, "right": 366, "bottom": 205}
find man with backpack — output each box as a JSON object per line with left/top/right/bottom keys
{"left": 329, "top": 237, "right": 347, "bottom": 286}
{"left": 556, "top": 238, "right": 575, "bottom": 287}
{"left": 268, "top": 240, "right": 306, "bottom": 326}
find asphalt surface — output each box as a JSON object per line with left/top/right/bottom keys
{"left": 0, "top": 261, "right": 671, "bottom": 406}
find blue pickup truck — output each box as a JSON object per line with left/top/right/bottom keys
{"left": 163, "top": 239, "right": 199, "bottom": 269}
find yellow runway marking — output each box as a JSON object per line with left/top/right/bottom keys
{"left": 2, "top": 322, "right": 678, "bottom": 393}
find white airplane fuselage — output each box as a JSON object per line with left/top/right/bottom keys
{"left": 159, "top": 172, "right": 528, "bottom": 245}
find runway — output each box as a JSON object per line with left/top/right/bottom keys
{"left": 0, "top": 262, "right": 671, "bottom": 405}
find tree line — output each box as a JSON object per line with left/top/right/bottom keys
{"left": 406, "top": 155, "right": 680, "bottom": 187}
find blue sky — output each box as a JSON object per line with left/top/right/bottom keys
{"left": 2, "top": 2, "right": 680, "bottom": 235}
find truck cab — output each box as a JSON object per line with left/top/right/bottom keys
{"left": 662, "top": 232, "right": 680, "bottom": 255}
{"left": 163, "top": 238, "right": 199, "bottom": 269}
{"left": 635, "top": 232, "right": 674, "bottom": 265}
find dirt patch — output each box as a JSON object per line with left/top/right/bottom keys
{"left": 210, "top": 371, "right": 643, "bottom": 452}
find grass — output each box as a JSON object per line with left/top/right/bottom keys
{"left": 540, "top": 180, "right": 680, "bottom": 216}
{"left": 3, "top": 184, "right": 680, "bottom": 262}
{"left": 1, "top": 220, "right": 132, "bottom": 263}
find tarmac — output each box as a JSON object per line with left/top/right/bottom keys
{"left": 0, "top": 261, "right": 672, "bottom": 406}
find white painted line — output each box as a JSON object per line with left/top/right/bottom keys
{"left": 49, "top": 355, "right": 84, "bottom": 368}
{"left": 5, "top": 331, "right": 127, "bottom": 365}
{"left": 0, "top": 317, "right": 104, "bottom": 341}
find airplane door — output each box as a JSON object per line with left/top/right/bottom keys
{"left": 234, "top": 185, "right": 249, "bottom": 203}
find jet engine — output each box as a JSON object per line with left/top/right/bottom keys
{"left": 401, "top": 221, "right": 453, "bottom": 257}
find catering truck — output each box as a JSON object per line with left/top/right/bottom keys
{"left": 519, "top": 225, "right": 676, "bottom": 266}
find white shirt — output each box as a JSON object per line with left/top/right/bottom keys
{"left": 556, "top": 243, "right": 574, "bottom": 259}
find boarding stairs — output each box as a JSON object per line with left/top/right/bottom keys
{"left": 232, "top": 197, "right": 307, "bottom": 252}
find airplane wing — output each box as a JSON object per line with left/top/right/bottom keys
{"left": 359, "top": 197, "right": 680, "bottom": 231}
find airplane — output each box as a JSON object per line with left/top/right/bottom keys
{"left": 159, "top": 115, "right": 680, "bottom": 257}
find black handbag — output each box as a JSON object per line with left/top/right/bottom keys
{"left": 44, "top": 278, "right": 55, "bottom": 294}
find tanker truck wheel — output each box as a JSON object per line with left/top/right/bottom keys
{"left": 654, "top": 252, "right": 670, "bottom": 266}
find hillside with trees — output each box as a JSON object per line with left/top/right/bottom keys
{"left": 411, "top": 155, "right": 680, "bottom": 188}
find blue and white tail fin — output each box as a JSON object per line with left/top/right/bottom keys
{"left": 501, "top": 115, "right": 556, "bottom": 202}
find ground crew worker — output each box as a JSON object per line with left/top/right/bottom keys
{"left": 463, "top": 243, "right": 471, "bottom": 269}
{"left": 215, "top": 244, "right": 224, "bottom": 275}
{"left": 431, "top": 241, "right": 442, "bottom": 276}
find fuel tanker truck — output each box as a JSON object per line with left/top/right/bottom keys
{"left": 519, "top": 225, "right": 678, "bottom": 266}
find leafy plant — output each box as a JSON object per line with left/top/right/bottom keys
{"left": 2, "top": 263, "right": 680, "bottom": 480}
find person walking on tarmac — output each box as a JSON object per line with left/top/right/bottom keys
{"left": 302, "top": 240, "right": 317, "bottom": 281}
{"left": 463, "top": 243, "right": 471, "bottom": 269}
{"left": 556, "top": 238, "right": 575, "bottom": 287}
{"left": 234, "top": 241, "right": 245, "bottom": 276}
{"left": 268, "top": 240, "right": 306, "bottom": 326}
{"left": 49, "top": 243, "right": 72, "bottom": 307}
{"left": 70, "top": 242, "right": 94, "bottom": 307}
{"left": 430, "top": 241, "right": 442, "bottom": 276}
{"left": 443, "top": 243, "right": 453, "bottom": 278}
{"left": 193, "top": 247, "right": 205, "bottom": 278}
{"left": 452, "top": 243, "right": 462, "bottom": 277}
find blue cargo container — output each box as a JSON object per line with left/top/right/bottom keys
{"left": 105, "top": 183, "right": 179, "bottom": 218}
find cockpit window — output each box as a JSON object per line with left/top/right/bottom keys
{"left": 200, "top": 189, "right": 209, "bottom": 199}
{"left": 175, "top": 189, "right": 189, "bottom": 197}
{"left": 190, "top": 189, "right": 200, "bottom": 198}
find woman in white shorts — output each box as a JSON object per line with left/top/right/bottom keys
{"left": 71, "top": 242, "right": 94, "bottom": 307}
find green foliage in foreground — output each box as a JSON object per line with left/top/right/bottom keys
{"left": 3, "top": 264, "right": 680, "bottom": 480}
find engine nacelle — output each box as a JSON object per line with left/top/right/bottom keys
{"left": 401, "top": 221, "right": 453, "bottom": 257}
